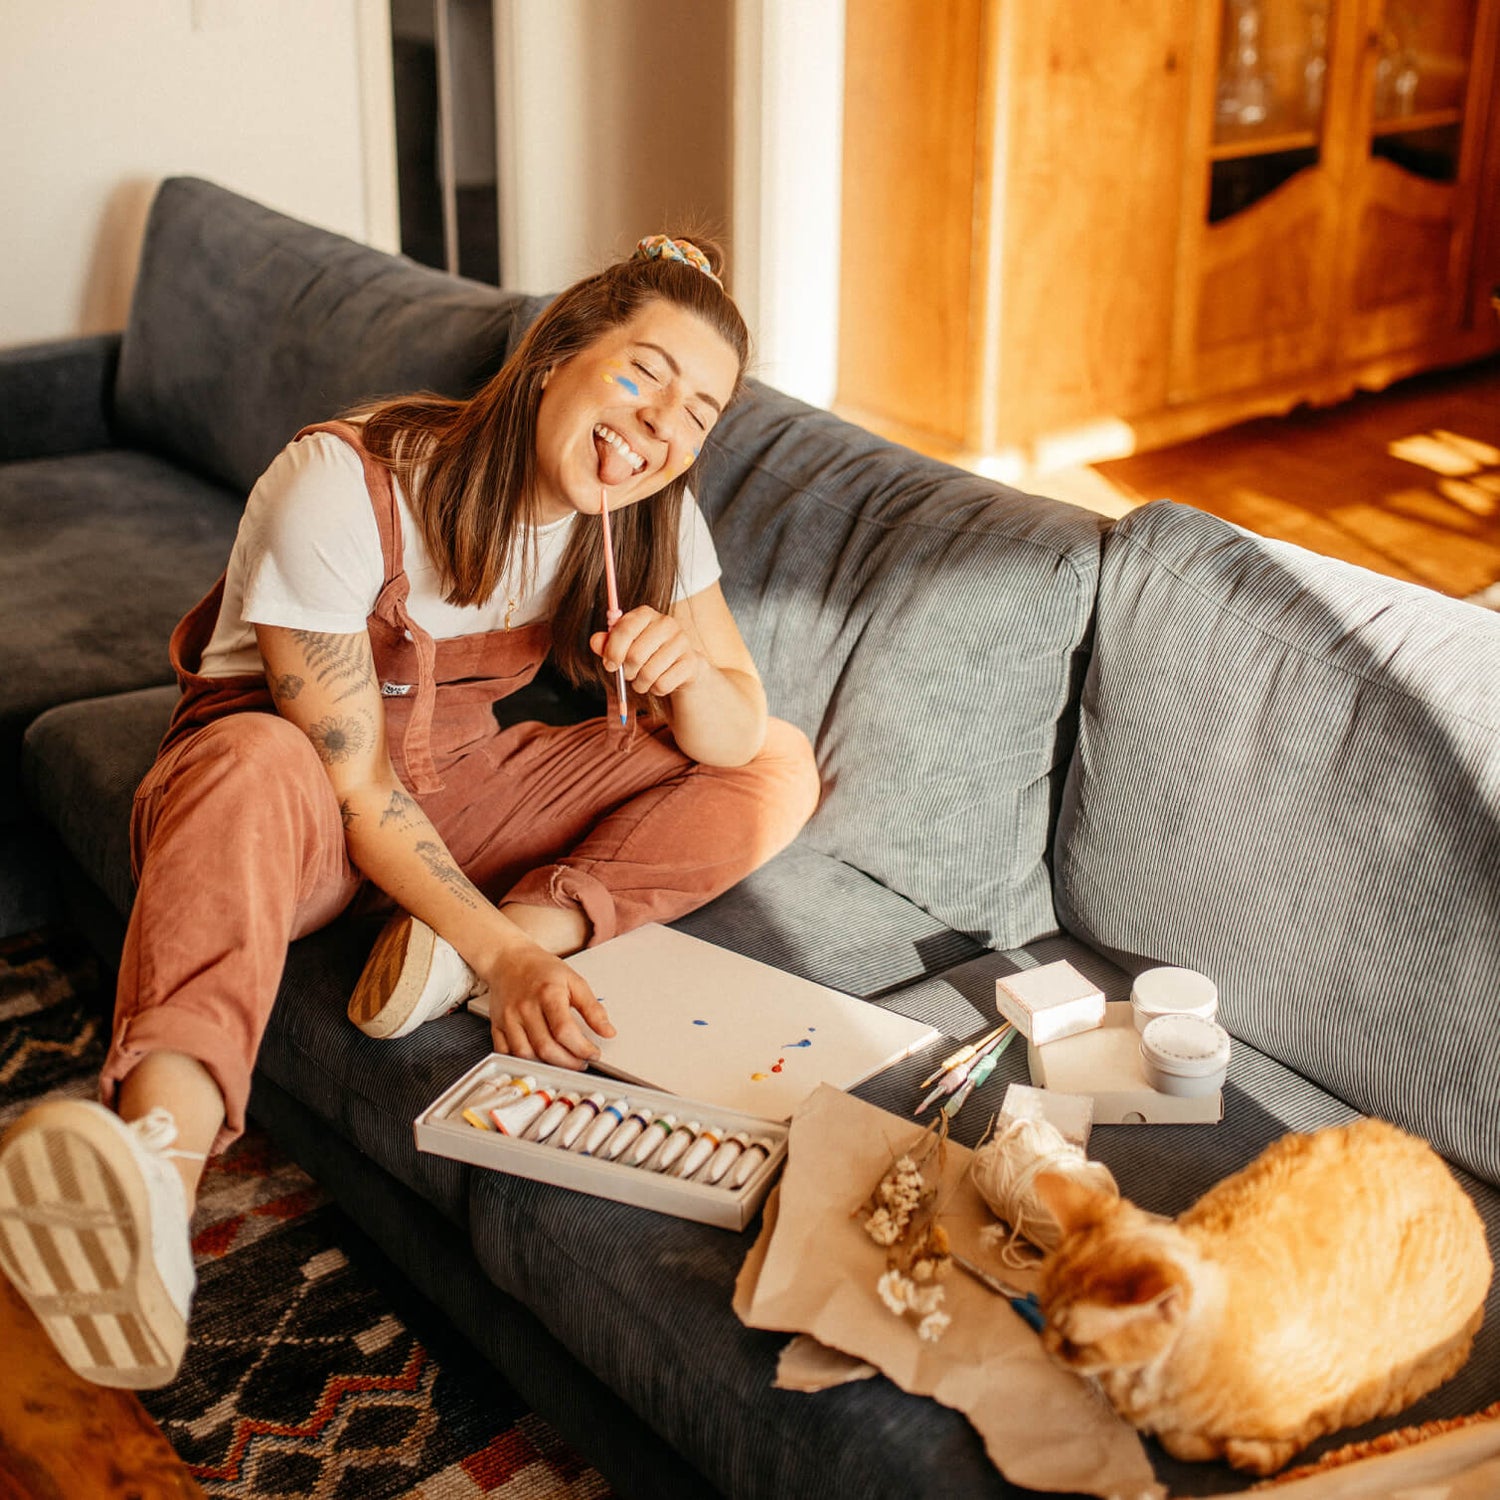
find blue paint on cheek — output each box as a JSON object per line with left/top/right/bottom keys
{"left": 782, "top": 1038, "right": 813, "bottom": 1048}
{"left": 692, "top": 1019, "right": 708, "bottom": 1026}
{"left": 615, "top": 375, "right": 640, "bottom": 397}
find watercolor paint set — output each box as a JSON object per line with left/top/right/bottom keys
{"left": 414, "top": 1054, "right": 790, "bottom": 1230}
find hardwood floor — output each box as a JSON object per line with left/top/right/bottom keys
{"left": 0, "top": 1278, "right": 203, "bottom": 1498}
{"left": 1033, "top": 356, "right": 1500, "bottom": 603}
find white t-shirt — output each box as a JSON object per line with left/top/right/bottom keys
{"left": 200, "top": 430, "right": 721, "bottom": 677}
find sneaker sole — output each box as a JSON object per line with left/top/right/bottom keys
{"left": 0, "top": 1100, "right": 187, "bottom": 1389}
{"left": 347, "top": 914, "right": 437, "bottom": 1039}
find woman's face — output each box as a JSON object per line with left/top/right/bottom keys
{"left": 532, "top": 299, "right": 740, "bottom": 523}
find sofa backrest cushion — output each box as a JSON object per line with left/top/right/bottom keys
{"left": 1055, "top": 501, "right": 1500, "bottom": 1186}
{"left": 697, "top": 382, "right": 1106, "bottom": 950}
{"left": 115, "top": 177, "right": 547, "bottom": 497}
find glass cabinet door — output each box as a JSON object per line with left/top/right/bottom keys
{"left": 1341, "top": 0, "right": 1491, "bottom": 360}
{"left": 1210, "top": 0, "right": 1335, "bottom": 221}
{"left": 1366, "top": 0, "right": 1478, "bottom": 181}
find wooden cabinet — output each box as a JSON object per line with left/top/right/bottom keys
{"left": 837, "top": 0, "right": 1500, "bottom": 473}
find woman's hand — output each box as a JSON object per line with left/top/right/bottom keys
{"left": 590, "top": 605, "right": 701, "bottom": 698}
{"left": 590, "top": 582, "right": 769, "bottom": 767}
{"left": 478, "top": 942, "right": 616, "bottom": 1070}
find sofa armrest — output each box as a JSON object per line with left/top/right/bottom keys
{"left": 0, "top": 334, "right": 120, "bottom": 462}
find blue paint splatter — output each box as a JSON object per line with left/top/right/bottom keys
{"left": 782, "top": 1038, "right": 813, "bottom": 1048}
{"left": 615, "top": 374, "right": 640, "bottom": 397}
{"left": 692, "top": 1019, "right": 708, "bottom": 1026}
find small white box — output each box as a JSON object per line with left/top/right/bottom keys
{"left": 1026, "top": 1003, "right": 1223, "bottom": 1125}
{"left": 414, "top": 1055, "right": 788, "bottom": 1230}
{"left": 995, "top": 960, "right": 1105, "bottom": 1046}
{"left": 998, "top": 1081, "right": 1094, "bottom": 1150}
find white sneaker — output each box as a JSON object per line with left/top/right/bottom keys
{"left": 347, "top": 913, "right": 487, "bottom": 1040}
{"left": 0, "top": 1099, "right": 199, "bottom": 1389}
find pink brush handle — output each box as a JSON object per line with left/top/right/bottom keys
{"left": 600, "top": 494, "right": 621, "bottom": 619}
{"left": 600, "top": 493, "right": 628, "bottom": 722}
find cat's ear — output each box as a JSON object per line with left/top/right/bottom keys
{"left": 1035, "top": 1171, "right": 1115, "bottom": 1236}
{"left": 1101, "top": 1262, "right": 1183, "bottom": 1317}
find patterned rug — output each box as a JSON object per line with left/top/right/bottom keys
{"left": 0, "top": 928, "right": 617, "bottom": 1500}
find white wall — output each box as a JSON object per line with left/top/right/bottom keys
{"left": 0, "top": 0, "right": 398, "bottom": 349}
{"left": 732, "top": 0, "right": 844, "bottom": 408}
{"left": 1, "top": 0, "right": 844, "bottom": 410}
{"left": 495, "top": 0, "right": 732, "bottom": 293}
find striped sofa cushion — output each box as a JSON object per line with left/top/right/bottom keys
{"left": 698, "top": 383, "right": 1106, "bottom": 951}
{"left": 1054, "top": 501, "right": 1500, "bottom": 1187}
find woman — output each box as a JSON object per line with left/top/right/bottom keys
{"left": 0, "top": 235, "right": 820, "bottom": 1390}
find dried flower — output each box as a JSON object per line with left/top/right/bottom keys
{"left": 860, "top": 1117, "right": 955, "bottom": 1341}
{"left": 917, "top": 1310, "right": 951, "bottom": 1343}
{"left": 877, "top": 1270, "right": 913, "bottom": 1314}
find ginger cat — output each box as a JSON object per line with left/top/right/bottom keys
{"left": 1034, "top": 1118, "right": 1491, "bottom": 1476}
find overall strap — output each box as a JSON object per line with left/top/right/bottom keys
{"left": 291, "top": 420, "right": 443, "bottom": 794}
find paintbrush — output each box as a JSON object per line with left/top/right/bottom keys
{"left": 599, "top": 489, "right": 628, "bottom": 726}
{"left": 918, "top": 1024, "right": 1007, "bottom": 1089}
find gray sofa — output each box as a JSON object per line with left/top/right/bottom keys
{"left": 4, "top": 177, "right": 1497, "bottom": 1499}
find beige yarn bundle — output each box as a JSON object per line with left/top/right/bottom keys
{"left": 969, "top": 1114, "right": 1119, "bottom": 1264}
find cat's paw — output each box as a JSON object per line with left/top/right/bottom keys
{"left": 1156, "top": 1429, "right": 1222, "bottom": 1465}
{"left": 1222, "top": 1436, "right": 1301, "bottom": 1475}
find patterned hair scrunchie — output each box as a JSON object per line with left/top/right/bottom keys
{"left": 633, "top": 234, "right": 724, "bottom": 290}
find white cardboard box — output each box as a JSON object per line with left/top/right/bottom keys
{"left": 995, "top": 960, "right": 1106, "bottom": 1046}
{"left": 1026, "top": 1002, "right": 1223, "bottom": 1125}
{"left": 414, "top": 1055, "right": 789, "bottom": 1230}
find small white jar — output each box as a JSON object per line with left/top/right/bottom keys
{"left": 1131, "top": 966, "right": 1219, "bottom": 1033}
{"left": 1139, "top": 1014, "right": 1231, "bottom": 1098}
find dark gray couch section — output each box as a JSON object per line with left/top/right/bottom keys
{"left": 115, "top": 177, "right": 547, "bottom": 497}
{"left": 10, "top": 177, "right": 1500, "bottom": 1500}
{"left": 1055, "top": 501, "right": 1500, "bottom": 1187}
{"left": 0, "top": 453, "right": 241, "bottom": 823}
{"left": 0, "top": 333, "right": 118, "bottom": 462}
{"left": 700, "top": 387, "right": 1106, "bottom": 952}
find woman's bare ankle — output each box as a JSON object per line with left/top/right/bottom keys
{"left": 117, "top": 1050, "right": 225, "bottom": 1210}
{"left": 499, "top": 901, "right": 591, "bottom": 957}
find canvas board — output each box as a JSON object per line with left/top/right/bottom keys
{"left": 474, "top": 924, "right": 940, "bottom": 1121}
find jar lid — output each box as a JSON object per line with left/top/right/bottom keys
{"left": 1131, "top": 966, "right": 1218, "bottom": 1018}
{"left": 1139, "top": 1014, "right": 1231, "bottom": 1077}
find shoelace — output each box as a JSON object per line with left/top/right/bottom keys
{"left": 130, "top": 1106, "right": 207, "bottom": 1163}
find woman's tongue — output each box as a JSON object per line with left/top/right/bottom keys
{"left": 595, "top": 431, "right": 638, "bottom": 487}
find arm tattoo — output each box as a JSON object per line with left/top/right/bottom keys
{"left": 414, "top": 840, "right": 481, "bottom": 909}
{"left": 269, "top": 672, "right": 304, "bottom": 704}
{"left": 339, "top": 798, "right": 357, "bottom": 831}
{"left": 291, "top": 630, "right": 376, "bottom": 701}
{"left": 306, "top": 712, "right": 372, "bottom": 766}
{"left": 379, "top": 788, "right": 421, "bottom": 829}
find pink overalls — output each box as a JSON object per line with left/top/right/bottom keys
{"left": 101, "top": 424, "right": 820, "bottom": 1152}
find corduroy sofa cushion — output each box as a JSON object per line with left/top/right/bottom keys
{"left": 695, "top": 383, "right": 1106, "bottom": 951}
{"left": 0, "top": 452, "right": 240, "bottom": 821}
{"left": 114, "top": 177, "right": 547, "bottom": 498}
{"left": 1054, "top": 501, "right": 1500, "bottom": 1187}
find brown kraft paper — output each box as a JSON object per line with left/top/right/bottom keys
{"left": 732, "top": 1084, "right": 1163, "bottom": 1500}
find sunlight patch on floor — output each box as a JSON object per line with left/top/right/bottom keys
{"left": 1437, "top": 477, "right": 1499, "bottom": 518}
{"left": 1387, "top": 431, "right": 1492, "bottom": 476}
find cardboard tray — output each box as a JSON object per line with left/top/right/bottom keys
{"left": 1026, "top": 1002, "right": 1223, "bottom": 1125}
{"left": 414, "top": 1054, "right": 789, "bottom": 1230}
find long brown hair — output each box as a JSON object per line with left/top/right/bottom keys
{"left": 355, "top": 238, "right": 750, "bottom": 697}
